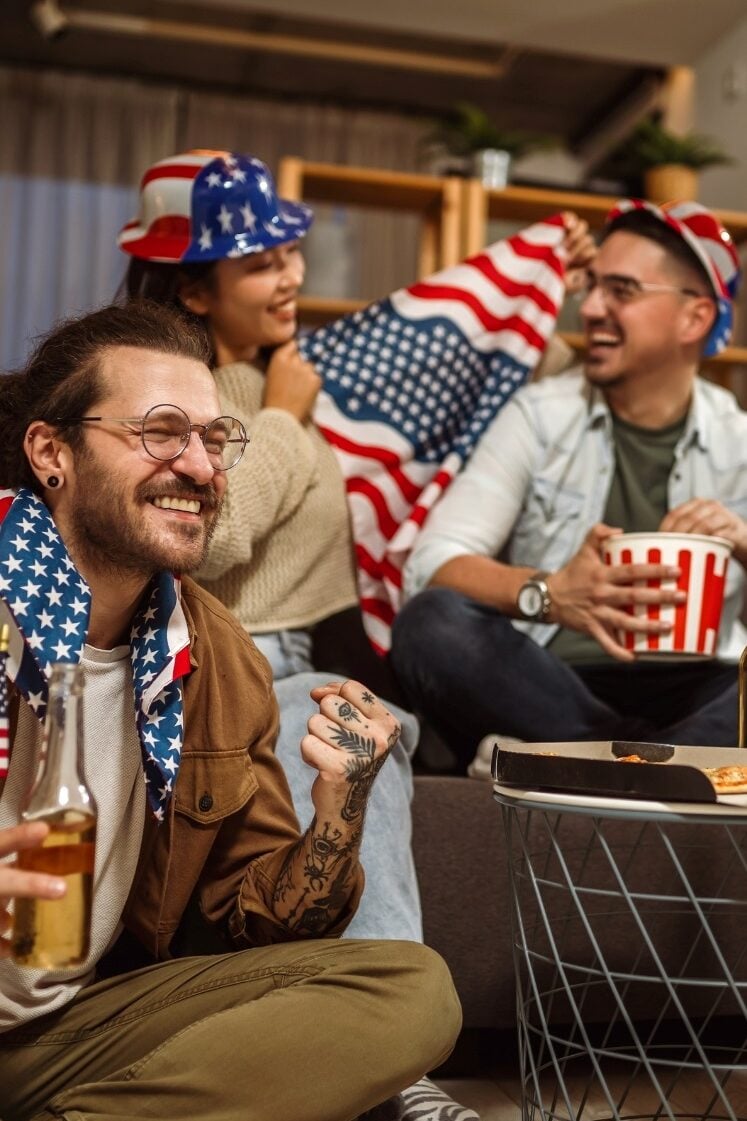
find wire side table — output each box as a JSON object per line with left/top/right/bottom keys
{"left": 495, "top": 788, "right": 747, "bottom": 1121}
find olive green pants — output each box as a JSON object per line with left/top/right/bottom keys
{"left": 0, "top": 939, "right": 461, "bottom": 1121}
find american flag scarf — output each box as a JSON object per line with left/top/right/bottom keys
{"left": 0, "top": 488, "right": 191, "bottom": 818}
{"left": 300, "top": 216, "right": 566, "bottom": 653}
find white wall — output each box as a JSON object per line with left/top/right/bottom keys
{"left": 695, "top": 14, "right": 747, "bottom": 211}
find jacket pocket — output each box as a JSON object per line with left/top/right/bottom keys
{"left": 175, "top": 749, "right": 258, "bottom": 824}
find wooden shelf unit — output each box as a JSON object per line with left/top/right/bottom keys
{"left": 461, "top": 179, "right": 747, "bottom": 257}
{"left": 277, "top": 157, "right": 463, "bottom": 280}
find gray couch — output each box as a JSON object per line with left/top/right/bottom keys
{"left": 412, "top": 775, "right": 513, "bottom": 1031}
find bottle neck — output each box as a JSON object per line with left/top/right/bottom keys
{"left": 24, "top": 664, "right": 95, "bottom": 822}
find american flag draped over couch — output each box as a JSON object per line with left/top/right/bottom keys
{"left": 300, "top": 215, "right": 568, "bottom": 654}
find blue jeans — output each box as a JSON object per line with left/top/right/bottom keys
{"left": 390, "top": 588, "right": 739, "bottom": 771}
{"left": 253, "top": 629, "right": 423, "bottom": 942}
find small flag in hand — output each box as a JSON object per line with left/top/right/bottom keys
{"left": 0, "top": 622, "right": 10, "bottom": 780}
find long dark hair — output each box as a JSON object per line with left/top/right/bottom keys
{"left": 120, "top": 258, "right": 218, "bottom": 362}
{"left": 121, "top": 257, "right": 217, "bottom": 310}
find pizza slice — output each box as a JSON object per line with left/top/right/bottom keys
{"left": 702, "top": 764, "right": 747, "bottom": 795}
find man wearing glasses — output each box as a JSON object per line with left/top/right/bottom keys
{"left": 391, "top": 199, "right": 747, "bottom": 769}
{"left": 0, "top": 302, "right": 460, "bottom": 1120}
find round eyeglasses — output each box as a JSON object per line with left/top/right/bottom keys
{"left": 58, "top": 404, "right": 248, "bottom": 471}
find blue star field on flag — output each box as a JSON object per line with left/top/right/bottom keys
{"left": 297, "top": 217, "right": 567, "bottom": 654}
{"left": 0, "top": 488, "right": 191, "bottom": 818}
{"left": 302, "top": 303, "right": 529, "bottom": 465}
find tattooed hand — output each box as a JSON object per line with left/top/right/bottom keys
{"left": 270, "top": 681, "right": 401, "bottom": 934}
{"left": 302, "top": 679, "right": 401, "bottom": 822}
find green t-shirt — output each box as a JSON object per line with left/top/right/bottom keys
{"left": 548, "top": 410, "right": 687, "bottom": 665}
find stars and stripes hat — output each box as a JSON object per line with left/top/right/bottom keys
{"left": 606, "top": 198, "right": 741, "bottom": 357}
{"left": 118, "top": 150, "right": 314, "bottom": 264}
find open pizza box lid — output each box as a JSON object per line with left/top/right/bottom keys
{"left": 491, "top": 740, "right": 747, "bottom": 806}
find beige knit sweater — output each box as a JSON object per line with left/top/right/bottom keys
{"left": 196, "top": 362, "right": 359, "bottom": 633}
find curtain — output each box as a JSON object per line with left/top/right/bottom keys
{"left": 0, "top": 66, "right": 180, "bottom": 369}
{"left": 0, "top": 64, "right": 429, "bottom": 369}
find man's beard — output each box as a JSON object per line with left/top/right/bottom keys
{"left": 68, "top": 455, "right": 222, "bottom": 580}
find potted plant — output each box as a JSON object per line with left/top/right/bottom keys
{"left": 422, "top": 101, "right": 556, "bottom": 187}
{"left": 620, "top": 118, "right": 734, "bottom": 202}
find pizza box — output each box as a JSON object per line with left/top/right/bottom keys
{"left": 491, "top": 739, "right": 747, "bottom": 804}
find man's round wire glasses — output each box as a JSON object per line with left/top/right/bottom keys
{"left": 574, "top": 272, "right": 708, "bottom": 308}
{"left": 58, "top": 404, "right": 248, "bottom": 471}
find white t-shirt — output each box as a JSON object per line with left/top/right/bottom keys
{"left": 0, "top": 645, "right": 146, "bottom": 1032}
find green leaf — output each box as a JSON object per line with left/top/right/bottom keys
{"left": 617, "top": 118, "right": 735, "bottom": 172}
{"left": 421, "top": 101, "right": 557, "bottom": 159}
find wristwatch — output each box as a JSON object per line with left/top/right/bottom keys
{"left": 517, "top": 571, "right": 552, "bottom": 622}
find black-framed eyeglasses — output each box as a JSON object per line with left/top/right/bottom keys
{"left": 575, "top": 272, "right": 709, "bottom": 307}
{"left": 57, "top": 403, "right": 248, "bottom": 471}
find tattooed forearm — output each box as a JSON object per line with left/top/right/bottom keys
{"left": 272, "top": 816, "right": 362, "bottom": 934}
{"left": 304, "top": 820, "right": 359, "bottom": 892}
{"left": 262, "top": 684, "right": 402, "bottom": 937}
{"left": 342, "top": 753, "right": 386, "bottom": 822}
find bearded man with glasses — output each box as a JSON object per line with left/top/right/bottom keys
{"left": 0, "top": 301, "right": 460, "bottom": 1121}
{"left": 391, "top": 199, "right": 747, "bottom": 769}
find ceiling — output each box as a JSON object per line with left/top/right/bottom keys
{"left": 2, "top": 0, "right": 743, "bottom": 155}
{"left": 180, "top": 0, "right": 747, "bottom": 67}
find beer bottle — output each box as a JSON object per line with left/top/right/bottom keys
{"left": 12, "top": 664, "right": 97, "bottom": 969}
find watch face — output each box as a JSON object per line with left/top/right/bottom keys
{"left": 519, "top": 584, "right": 543, "bottom": 618}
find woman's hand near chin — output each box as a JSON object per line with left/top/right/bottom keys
{"left": 262, "top": 339, "right": 322, "bottom": 423}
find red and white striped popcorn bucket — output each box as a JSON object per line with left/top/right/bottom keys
{"left": 603, "top": 532, "right": 733, "bottom": 658}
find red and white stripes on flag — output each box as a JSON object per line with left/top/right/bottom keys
{"left": 302, "top": 216, "right": 567, "bottom": 653}
{"left": 0, "top": 648, "right": 9, "bottom": 781}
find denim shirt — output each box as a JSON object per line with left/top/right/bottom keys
{"left": 404, "top": 369, "right": 747, "bottom": 660}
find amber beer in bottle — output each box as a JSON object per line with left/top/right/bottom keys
{"left": 12, "top": 664, "right": 97, "bottom": 969}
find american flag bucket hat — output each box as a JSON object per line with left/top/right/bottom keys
{"left": 606, "top": 198, "right": 741, "bottom": 357}
{"left": 118, "top": 150, "right": 313, "bottom": 263}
